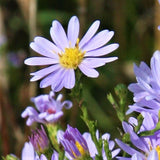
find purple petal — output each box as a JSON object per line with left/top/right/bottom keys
{"left": 128, "top": 104, "right": 159, "bottom": 114}
{"left": 40, "top": 154, "right": 47, "bottom": 160}
{"left": 67, "top": 16, "right": 80, "bottom": 47}
{"left": 151, "top": 50, "right": 160, "bottom": 87}
{"left": 64, "top": 69, "right": 75, "bottom": 89}
{"left": 52, "top": 79, "right": 65, "bottom": 92}
{"left": 78, "top": 62, "right": 99, "bottom": 77}
{"left": 30, "top": 64, "right": 61, "bottom": 81}
{"left": 115, "top": 139, "right": 143, "bottom": 157}
{"left": 61, "top": 100, "right": 73, "bottom": 109}
{"left": 111, "top": 148, "right": 121, "bottom": 158}
{"left": 83, "top": 132, "right": 98, "bottom": 157}
{"left": 128, "top": 83, "right": 143, "bottom": 94}
{"left": 40, "top": 68, "right": 65, "bottom": 88}
{"left": 30, "top": 36, "right": 60, "bottom": 58}
{"left": 21, "top": 142, "right": 35, "bottom": 160}
{"left": 21, "top": 107, "right": 38, "bottom": 118}
{"left": 133, "top": 63, "right": 151, "bottom": 83}
{"left": 24, "top": 57, "right": 58, "bottom": 66}
{"left": 131, "top": 153, "right": 143, "bottom": 160}
{"left": 45, "top": 111, "right": 63, "bottom": 122}
{"left": 82, "top": 30, "right": 114, "bottom": 51}
{"left": 147, "top": 150, "right": 159, "bottom": 160}
{"left": 136, "top": 77, "right": 153, "bottom": 94}
{"left": 79, "top": 20, "right": 100, "bottom": 48}
{"left": 38, "top": 112, "right": 48, "bottom": 119}
{"left": 51, "top": 70, "right": 68, "bottom": 92}
{"left": 122, "top": 122, "right": 149, "bottom": 152}
{"left": 85, "top": 43, "right": 119, "bottom": 57}
{"left": 133, "top": 91, "right": 149, "bottom": 102}
{"left": 82, "top": 57, "right": 118, "bottom": 68}
{"left": 51, "top": 151, "right": 59, "bottom": 160}
{"left": 50, "top": 20, "right": 69, "bottom": 51}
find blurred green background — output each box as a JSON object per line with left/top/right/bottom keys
{"left": 0, "top": 0, "right": 160, "bottom": 157}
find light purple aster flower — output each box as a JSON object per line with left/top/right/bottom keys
{"left": 58, "top": 125, "right": 120, "bottom": 159}
{"left": 21, "top": 91, "right": 72, "bottom": 126}
{"left": 128, "top": 50, "right": 160, "bottom": 114}
{"left": 24, "top": 16, "right": 118, "bottom": 92}
{"left": 115, "top": 113, "right": 160, "bottom": 160}
{"left": 58, "top": 125, "right": 90, "bottom": 159}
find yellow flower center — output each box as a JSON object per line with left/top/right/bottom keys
{"left": 59, "top": 39, "right": 85, "bottom": 69}
{"left": 72, "top": 141, "right": 86, "bottom": 159}
{"left": 156, "top": 145, "right": 160, "bottom": 160}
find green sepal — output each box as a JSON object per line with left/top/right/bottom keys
{"left": 103, "top": 139, "right": 112, "bottom": 160}
{"left": 45, "top": 123, "right": 65, "bottom": 160}
{"left": 107, "top": 84, "right": 128, "bottom": 122}
{"left": 2, "top": 155, "right": 19, "bottom": 160}
{"left": 81, "top": 106, "right": 103, "bottom": 157}
{"left": 134, "top": 114, "right": 144, "bottom": 133}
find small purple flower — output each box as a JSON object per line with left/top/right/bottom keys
{"left": 128, "top": 50, "right": 160, "bottom": 114}
{"left": 29, "top": 125, "right": 49, "bottom": 153}
{"left": 59, "top": 125, "right": 90, "bottom": 159}
{"left": 21, "top": 91, "right": 72, "bottom": 126}
{"left": 116, "top": 113, "right": 160, "bottom": 160}
{"left": 24, "top": 16, "right": 118, "bottom": 92}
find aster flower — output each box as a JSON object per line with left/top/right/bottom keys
{"left": 21, "top": 91, "right": 72, "bottom": 126}
{"left": 24, "top": 16, "right": 118, "bottom": 92}
{"left": 58, "top": 125, "right": 90, "bottom": 159}
{"left": 115, "top": 112, "right": 160, "bottom": 160}
{"left": 128, "top": 50, "right": 160, "bottom": 114}
{"left": 58, "top": 125, "right": 120, "bottom": 159}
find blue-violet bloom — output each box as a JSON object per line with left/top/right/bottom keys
{"left": 58, "top": 125, "right": 90, "bottom": 159}
{"left": 116, "top": 112, "right": 160, "bottom": 160}
{"left": 128, "top": 50, "right": 160, "bottom": 114}
{"left": 24, "top": 16, "right": 118, "bottom": 92}
{"left": 21, "top": 91, "right": 72, "bottom": 126}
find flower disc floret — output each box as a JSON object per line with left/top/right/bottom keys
{"left": 59, "top": 40, "right": 85, "bottom": 69}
